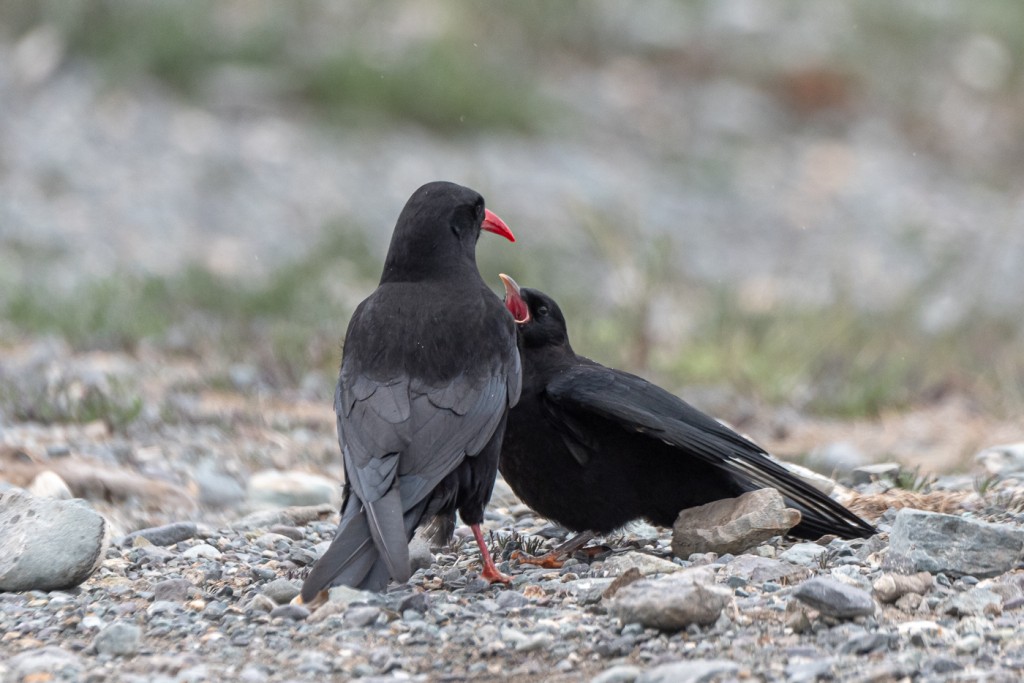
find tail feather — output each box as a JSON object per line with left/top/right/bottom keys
{"left": 364, "top": 487, "right": 411, "bottom": 584}
{"left": 300, "top": 504, "right": 379, "bottom": 602}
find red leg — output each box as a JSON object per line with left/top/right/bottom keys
{"left": 470, "top": 524, "right": 512, "bottom": 584}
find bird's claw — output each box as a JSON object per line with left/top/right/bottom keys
{"left": 509, "top": 549, "right": 565, "bottom": 569}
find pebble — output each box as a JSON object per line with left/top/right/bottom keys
{"left": 636, "top": 659, "right": 740, "bottom": 683}
{"left": 600, "top": 551, "right": 680, "bottom": 577}
{"left": 262, "top": 578, "right": 301, "bottom": 604}
{"left": 0, "top": 489, "right": 109, "bottom": 591}
{"left": 672, "top": 488, "right": 800, "bottom": 557}
{"left": 591, "top": 664, "right": 643, "bottom": 683}
{"left": 27, "top": 469, "right": 74, "bottom": 499}
{"left": 779, "top": 542, "right": 827, "bottom": 565}
{"left": 182, "top": 543, "right": 222, "bottom": 560}
{"left": 793, "top": 576, "right": 876, "bottom": 618}
{"left": 153, "top": 578, "right": 193, "bottom": 602}
{"left": 120, "top": 522, "right": 198, "bottom": 547}
{"left": 609, "top": 567, "right": 732, "bottom": 630}
{"left": 93, "top": 621, "right": 142, "bottom": 656}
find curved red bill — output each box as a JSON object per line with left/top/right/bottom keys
{"left": 499, "top": 273, "right": 530, "bottom": 323}
{"left": 482, "top": 209, "right": 515, "bottom": 242}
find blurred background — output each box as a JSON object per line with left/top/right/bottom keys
{"left": 1, "top": 0, "right": 1022, "bottom": 481}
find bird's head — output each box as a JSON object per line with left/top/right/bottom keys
{"left": 499, "top": 274, "right": 569, "bottom": 349}
{"left": 382, "top": 181, "right": 513, "bottom": 282}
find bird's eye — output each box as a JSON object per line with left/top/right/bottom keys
{"left": 537, "top": 305, "right": 549, "bottom": 317}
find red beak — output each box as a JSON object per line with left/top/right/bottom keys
{"left": 482, "top": 209, "right": 515, "bottom": 242}
{"left": 499, "top": 273, "right": 530, "bottom": 323}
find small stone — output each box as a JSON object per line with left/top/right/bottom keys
{"left": 600, "top": 551, "right": 680, "bottom": 577}
{"left": 609, "top": 567, "right": 732, "bottom": 630}
{"left": 955, "top": 634, "right": 983, "bottom": 653}
{"left": 344, "top": 606, "right": 381, "bottom": 628}
{"left": 975, "top": 442, "right": 1024, "bottom": 477}
{"left": 779, "top": 542, "right": 827, "bottom": 565}
{"left": 719, "top": 554, "right": 809, "bottom": 584}
{"left": 636, "top": 659, "right": 740, "bottom": 683}
{"left": 326, "top": 584, "right": 377, "bottom": 607}
{"left": 195, "top": 470, "right": 246, "bottom": 508}
{"left": 591, "top": 664, "right": 643, "bottom": 683}
{"left": 120, "top": 522, "right": 198, "bottom": 547}
{"left": 495, "top": 590, "right": 529, "bottom": 610}
{"left": 941, "top": 587, "right": 1002, "bottom": 617}
{"left": 262, "top": 578, "right": 301, "bottom": 604}
{"left": 672, "top": 488, "right": 801, "bottom": 558}
{"left": 269, "top": 603, "right": 310, "bottom": 621}
{"left": 246, "top": 594, "right": 276, "bottom": 613}
{"left": 230, "top": 504, "right": 336, "bottom": 531}
{"left": 851, "top": 463, "right": 901, "bottom": 486}
{"left": 793, "top": 576, "right": 875, "bottom": 618}
{"left": 268, "top": 524, "right": 304, "bottom": 540}
{"left": 182, "top": 543, "right": 222, "bottom": 560}
{"left": 93, "top": 621, "right": 142, "bottom": 656}
{"left": 27, "top": 470, "right": 73, "bottom": 499}
{"left": 872, "top": 572, "right": 934, "bottom": 603}
{"left": 153, "top": 578, "right": 192, "bottom": 602}
{"left": 0, "top": 489, "right": 109, "bottom": 591}
{"left": 886, "top": 509, "right": 1024, "bottom": 578}
{"left": 247, "top": 470, "right": 342, "bottom": 508}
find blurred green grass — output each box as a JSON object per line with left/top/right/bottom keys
{"left": 3, "top": 224, "right": 1022, "bottom": 419}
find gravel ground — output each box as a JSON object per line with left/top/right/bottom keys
{"left": 3, "top": 342, "right": 1024, "bottom": 682}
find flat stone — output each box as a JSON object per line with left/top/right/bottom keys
{"left": 872, "top": 572, "right": 934, "bottom": 603}
{"left": 600, "top": 551, "right": 681, "bottom": 577}
{"left": 93, "top": 621, "right": 142, "bottom": 656}
{"left": 779, "top": 542, "right": 827, "bottom": 565}
{"left": 326, "top": 584, "right": 378, "bottom": 607}
{"left": 719, "top": 555, "right": 809, "bottom": 584}
{"left": 262, "top": 578, "right": 301, "bottom": 604}
{"left": 793, "top": 576, "right": 875, "bottom": 618}
{"left": 247, "top": 469, "right": 342, "bottom": 509}
{"left": 230, "top": 504, "right": 336, "bottom": 531}
{"left": 120, "top": 522, "right": 198, "bottom": 547}
{"left": 269, "top": 603, "right": 310, "bottom": 621}
{"left": 591, "top": 664, "right": 643, "bottom": 683}
{"left": 975, "top": 442, "right": 1024, "bottom": 477}
{"left": 941, "top": 586, "right": 1002, "bottom": 617}
{"left": 886, "top": 509, "right": 1024, "bottom": 578}
{"left": 673, "top": 488, "right": 801, "bottom": 558}
{"left": 182, "top": 543, "right": 222, "bottom": 560}
{"left": 637, "top": 659, "right": 740, "bottom": 683}
{"left": 609, "top": 567, "right": 732, "bottom": 630}
{"left": 0, "top": 489, "right": 109, "bottom": 591}
{"left": 153, "top": 578, "right": 192, "bottom": 602}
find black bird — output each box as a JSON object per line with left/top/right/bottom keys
{"left": 498, "top": 275, "right": 874, "bottom": 564}
{"left": 298, "top": 182, "right": 520, "bottom": 604}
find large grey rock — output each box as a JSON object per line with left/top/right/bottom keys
{"left": 793, "top": 576, "right": 875, "bottom": 618}
{"left": 0, "top": 489, "right": 109, "bottom": 592}
{"left": 247, "top": 470, "right": 342, "bottom": 509}
{"left": 673, "top": 488, "right": 801, "bottom": 558}
{"left": 886, "top": 509, "right": 1024, "bottom": 578}
{"left": 609, "top": 566, "right": 732, "bottom": 630}
{"left": 636, "top": 659, "right": 740, "bottom": 683}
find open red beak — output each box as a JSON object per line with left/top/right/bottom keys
{"left": 499, "top": 273, "right": 530, "bottom": 324}
{"left": 482, "top": 209, "right": 515, "bottom": 242}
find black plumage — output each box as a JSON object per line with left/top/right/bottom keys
{"left": 298, "top": 182, "right": 520, "bottom": 603}
{"left": 498, "top": 275, "right": 875, "bottom": 549}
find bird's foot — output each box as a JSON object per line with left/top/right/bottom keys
{"left": 470, "top": 522, "right": 512, "bottom": 585}
{"left": 290, "top": 590, "right": 329, "bottom": 611}
{"left": 509, "top": 549, "right": 565, "bottom": 569}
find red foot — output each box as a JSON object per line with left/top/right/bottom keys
{"left": 510, "top": 549, "right": 565, "bottom": 569}
{"left": 471, "top": 523, "right": 512, "bottom": 584}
